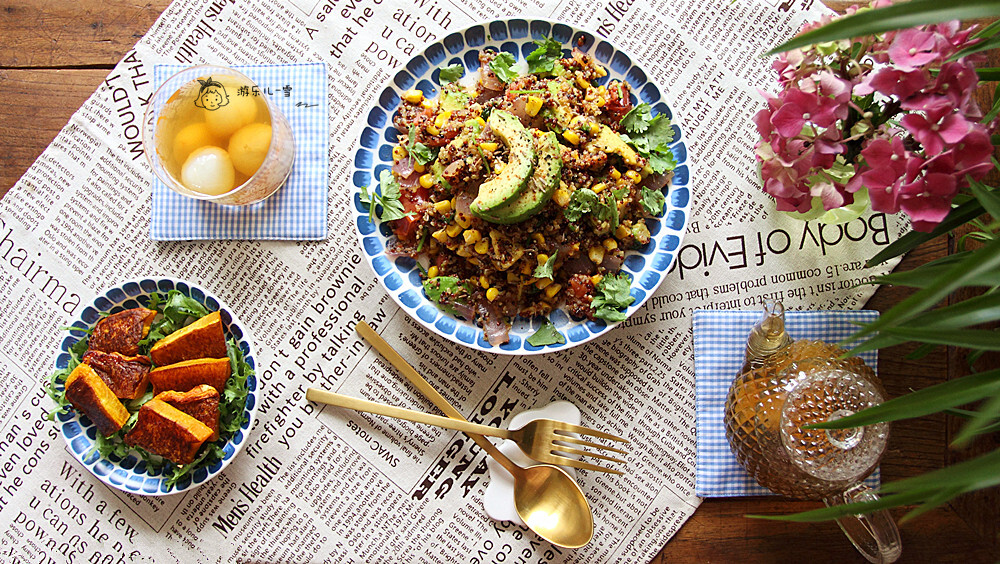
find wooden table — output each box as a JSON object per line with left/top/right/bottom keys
{"left": 1, "top": 1, "right": 997, "bottom": 561}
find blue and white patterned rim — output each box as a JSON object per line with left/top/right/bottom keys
{"left": 53, "top": 278, "right": 258, "bottom": 496}
{"left": 351, "top": 19, "right": 692, "bottom": 354}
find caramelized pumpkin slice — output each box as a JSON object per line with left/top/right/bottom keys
{"left": 83, "top": 351, "right": 151, "bottom": 400}
{"left": 150, "top": 311, "right": 227, "bottom": 366}
{"left": 124, "top": 399, "right": 213, "bottom": 465}
{"left": 148, "top": 357, "right": 231, "bottom": 395}
{"left": 156, "top": 385, "right": 220, "bottom": 441}
{"left": 64, "top": 364, "right": 130, "bottom": 437}
{"left": 89, "top": 308, "right": 157, "bottom": 356}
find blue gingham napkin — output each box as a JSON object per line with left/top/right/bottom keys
{"left": 693, "top": 309, "right": 881, "bottom": 497}
{"left": 150, "top": 62, "right": 328, "bottom": 240}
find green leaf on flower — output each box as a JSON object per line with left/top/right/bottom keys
{"left": 640, "top": 187, "right": 665, "bottom": 216}
{"left": 532, "top": 251, "right": 558, "bottom": 279}
{"left": 438, "top": 64, "right": 465, "bottom": 84}
{"left": 527, "top": 320, "right": 566, "bottom": 346}
{"left": 591, "top": 272, "right": 634, "bottom": 322}
{"left": 489, "top": 52, "right": 518, "bottom": 83}
{"left": 526, "top": 37, "right": 563, "bottom": 74}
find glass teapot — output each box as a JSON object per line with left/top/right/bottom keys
{"left": 724, "top": 301, "right": 902, "bottom": 563}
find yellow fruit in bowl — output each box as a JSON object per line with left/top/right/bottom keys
{"left": 181, "top": 146, "right": 236, "bottom": 195}
{"left": 205, "top": 94, "right": 259, "bottom": 138}
{"left": 172, "top": 122, "right": 218, "bottom": 164}
{"left": 228, "top": 123, "right": 273, "bottom": 176}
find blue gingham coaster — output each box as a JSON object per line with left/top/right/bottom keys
{"left": 150, "top": 62, "right": 328, "bottom": 240}
{"left": 694, "top": 309, "right": 881, "bottom": 497}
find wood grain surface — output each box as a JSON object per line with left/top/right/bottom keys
{"left": 1, "top": 0, "right": 997, "bottom": 561}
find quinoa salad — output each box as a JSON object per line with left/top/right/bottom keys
{"left": 362, "top": 38, "right": 678, "bottom": 346}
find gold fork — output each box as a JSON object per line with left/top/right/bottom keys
{"left": 306, "top": 388, "right": 629, "bottom": 474}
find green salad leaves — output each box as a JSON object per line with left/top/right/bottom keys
{"left": 527, "top": 320, "right": 566, "bottom": 346}
{"left": 46, "top": 290, "right": 254, "bottom": 489}
{"left": 438, "top": 63, "right": 464, "bottom": 84}
{"left": 526, "top": 37, "right": 563, "bottom": 74}
{"left": 489, "top": 52, "right": 519, "bottom": 83}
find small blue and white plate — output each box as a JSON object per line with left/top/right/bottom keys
{"left": 52, "top": 278, "right": 258, "bottom": 496}
{"left": 352, "top": 19, "right": 692, "bottom": 354}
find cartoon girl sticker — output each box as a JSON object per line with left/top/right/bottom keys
{"left": 194, "top": 77, "right": 229, "bottom": 111}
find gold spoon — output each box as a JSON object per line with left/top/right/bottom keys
{"left": 355, "top": 321, "right": 594, "bottom": 549}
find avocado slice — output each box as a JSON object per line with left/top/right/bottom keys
{"left": 470, "top": 110, "right": 536, "bottom": 216}
{"left": 477, "top": 131, "right": 562, "bottom": 224}
{"left": 590, "top": 124, "right": 640, "bottom": 165}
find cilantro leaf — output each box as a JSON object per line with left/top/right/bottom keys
{"left": 640, "top": 187, "right": 665, "bottom": 216}
{"left": 645, "top": 115, "right": 675, "bottom": 151}
{"left": 620, "top": 103, "right": 677, "bottom": 175}
{"left": 407, "top": 126, "right": 438, "bottom": 166}
{"left": 591, "top": 272, "right": 635, "bottom": 322}
{"left": 532, "top": 251, "right": 558, "bottom": 279}
{"left": 648, "top": 151, "right": 677, "bottom": 175}
{"left": 376, "top": 170, "right": 411, "bottom": 222}
{"left": 489, "top": 52, "right": 519, "bottom": 84}
{"left": 621, "top": 103, "right": 653, "bottom": 134}
{"left": 527, "top": 320, "right": 566, "bottom": 346}
{"left": 526, "top": 37, "right": 563, "bottom": 74}
{"left": 565, "top": 188, "right": 598, "bottom": 222}
{"left": 438, "top": 64, "right": 464, "bottom": 84}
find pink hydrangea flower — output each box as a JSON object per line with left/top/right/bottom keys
{"left": 900, "top": 113, "right": 971, "bottom": 155}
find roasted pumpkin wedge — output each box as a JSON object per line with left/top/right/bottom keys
{"left": 64, "top": 364, "right": 130, "bottom": 437}
{"left": 149, "top": 310, "right": 227, "bottom": 365}
{"left": 156, "top": 385, "right": 220, "bottom": 441}
{"left": 88, "top": 308, "right": 157, "bottom": 356}
{"left": 148, "top": 357, "right": 231, "bottom": 395}
{"left": 82, "top": 351, "right": 151, "bottom": 400}
{"left": 124, "top": 399, "right": 214, "bottom": 465}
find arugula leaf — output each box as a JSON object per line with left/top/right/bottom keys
{"left": 526, "top": 37, "right": 563, "bottom": 74}
{"left": 438, "top": 64, "right": 464, "bottom": 84}
{"left": 140, "top": 290, "right": 209, "bottom": 351}
{"left": 532, "top": 251, "right": 558, "bottom": 279}
{"left": 407, "top": 126, "right": 438, "bottom": 166}
{"left": 592, "top": 272, "right": 635, "bottom": 322}
{"left": 621, "top": 103, "right": 677, "bottom": 175}
{"left": 489, "top": 52, "right": 519, "bottom": 83}
{"left": 640, "top": 187, "right": 666, "bottom": 216}
{"left": 527, "top": 320, "right": 566, "bottom": 346}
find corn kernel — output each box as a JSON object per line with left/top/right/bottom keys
{"left": 486, "top": 288, "right": 500, "bottom": 301}
{"left": 610, "top": 168, "right": 621, "bottom": 180}
{"left": 479, "top": 142, "right": 499, "bottom": 152}
{"left": 553, "top": 188, "right": 571, "bottom": 207}
{"left": 615, "top": 224, "right": 630, "bottom": 239}
{"left": 595, "top": 65, "right": 608, "bottom": 77}
{"left": 432, "top": 228, "right": 449, "bottom": 242}
{"left": 434, "top": 111, "right": 452, "bottom": 128}
{"left": 427, "top": 266, "right": 439, "bottom": 278}
{"left": 403, "top": 89, "right": 424, "bottom": 103}
{"left": 494, "top": 162, "right": 506, "bottom": 174}
{"left": 393, "top": 145, "right": 407, "bottom": 161}
{"left": 603, "top": 238, "right": 618, "bottom": 251}
{"left": 588, "top": 245, "right": 605, "bottom": 264}
{"left": 413, "top": 162, "right": 426, "bottom": 173}
{"left": 532, "top": 233, "right": 545, "bottom": 246}
{"left": 455, "top": 213, "right": 472, "bottom": 229}
{"left": 544, "top": 283, "right": 562, "bottom": 299}
{"left": 592, "top": 182, "right": 607, "bottom": 194}
{"left": 420, "top": 99, "right": 436, "bottom": 109}
{"left": 591, "top": 274, "right": 603, "bottom": 285}
{"left": 575, "top": 75, "right": 591, "bottom": 89}
{"left": 588, "top": 123, "right": 600, "bottom": 134}
{"left": 616, "top": 178, "right": 627, "bottom": 188}
{"left": 433, "top": 200, "right": 452, "bottom": 213}
{"left": 626, "top": 170, "right": 642, "bottom": 183}
{"left": 526, "top": 96, "right": 543, "bottom": 117}
{"left": 463, "top": 229, "right": 482, "bottom": 245}
{"left": 419, "top": 174, "right": 434, "bottom": 189}
{"left": 426, "top": 124, "right": 440, "bottom": 136}
{"left": 596, "top": 96, "right": 607, "bottom": 107}
{"left": 474, "top": 117, "right": 487, "bottom": 128}
{"left": 535, "top": 277, "right": 553, "bottom": 290}
{"left": 562, "top": 130, "right": 580, "bottom": 145}
{"left": 479, "top": 275, "right": 490, "bottom": 289}
{"left": 475, "top": 239, "right": 489, "bottom": 254}
{"left": 446, "top": 223, "right": 463, "bottom": 238}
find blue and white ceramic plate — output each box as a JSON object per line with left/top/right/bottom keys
{"left": 52, "top": 278, "right": 258, "bottom": 496}
{"left": 352, "top": 19, "right": 691, "bottom": 354}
